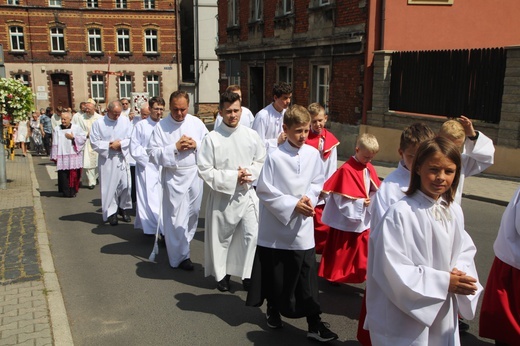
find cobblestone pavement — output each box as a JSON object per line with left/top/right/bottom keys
{"left": 0, "top": 151, "right": 65, "bottom": 345}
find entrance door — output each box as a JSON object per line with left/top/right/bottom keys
{"left": 249, "top": 66, "right": 264, "bottom": 115}
{"left": 51, "top": 73, "right": 72, "bottom": 109}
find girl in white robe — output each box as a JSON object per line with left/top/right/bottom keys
{"left": 366, "top": 136, "right": 482, "bottom": 346}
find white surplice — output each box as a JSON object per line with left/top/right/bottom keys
{"left": 366, "top": 191, "right": 482, "bottom": 346}
{"left": 256, "top": 142, "right": 324, "bottom": 250}
{"left": 72, "top": 111, "right": 102, "bottom": 186}
{"left": 51, "top": 124, "right": 87, "bottom": 170}
{"left": 197, "top": 123, "right": 266, "bottom": 281}
{"left": 456, "top": 132, "right": 495, "bottom": 204}
{"left": 493, "top": 186, "right": 520, "bottom": 269}
{"left": 370, "top": 160, "right": 410, "bottom": 229}
{"left": 147, "top": 114, "right": 208, "bottom": 267}
{"left": 252, "top": 103, "right": 285, "bottom": 152}
{"left": 90, "top": 116, "right": 133, "bottom": 221}
{"left": 130, "top": 116, "right": 161, "bottom": 235}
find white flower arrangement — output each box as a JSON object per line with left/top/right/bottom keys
{"left": 0, "top": 78, "right": 35, "bottom": 122}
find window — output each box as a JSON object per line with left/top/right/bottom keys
{"left": 49, "top": 0, "right": 62, "bottom": 6}
{"left": 228, "top": 0, "right": 239, "bottom": 27}
{"left": 144, "top": 0, "right": 155, "bottom": 9}
{"left": 119, "top": 75, "right": 132, "bottom": 98}
{"left": 144, "top": 29, "right": 158, "bottom": 54}
{"left": 282, "top": 0, "right": 293, "bottom": 14}
{"left": 116, "top": 0, "right": 127, "bottom": 8}
{"left": 278, "top": 65, "right": 293, "bottom": 85}
{"left": 146, "top": 75, "right": 160, "bottom": 97}
{"left": 251, "top": 0, "right": 263, "bottom": 21}
{"left": 7, "top": 0, "right": 20, "bottom": 5}
{"left": 117, "top": 29, "right": 130, "bottom": 53}
{"left": 320, "top": 0, "right": 331, "bottom": 5}
{"left": 312, "top": 65, "right": 330, "bottom": 112}
{"left": 14, "top": 74, "right": 30, "bottom": 86}
{"left": 86, "top": 0, "right": 98, "bottom": 8}
{"left": 408, "top": 0, "right": 453, "bottom": 4}
{"left": 9, "top": 26, "right": 25, "bottom": 52}
{"left": 91, "top": 75, "right": 105, "bottom": 103}
{"left": 88, "top": 28, "right": 102, "bottom": 53}
{"left": 229, "top": 76, "right": 240, "bottom": 86}
{"left": 50, "top": 27, "right": 65, "bottom": 53}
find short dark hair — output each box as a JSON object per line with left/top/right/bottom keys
{"left": 149, "top": 96, "right": 165, "bottom": 109}
{"left": 169, "top": 90, "right": 190, "bottom": 105}
{"left": 399, "top": 123, "right": 436, "bottom": 152}
{"left": 406, "top": 136, "right": 461, "bottom": 205}
{"left": 273, "top": 82, "right": 292, "bottom": 98}
{"left": 219, "top": 91, "right": 241, "bottom": 110}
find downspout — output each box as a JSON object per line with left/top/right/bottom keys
{"left": 194, "top": 0, "right": 200, "bottom": 114}
{"left": 175, "top": 0, "right": 182, "bottom": 90}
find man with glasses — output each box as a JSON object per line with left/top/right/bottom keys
{"left": 148, "top": 91, "right": 208, "bottom": 271}
{"left": 120, "top": 98, "right": 135, "bottom": 120}
{"left": 130, "top": 97, "right": 164, "bottom": 236}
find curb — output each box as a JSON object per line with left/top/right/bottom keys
{"left": 28, "top": 153, "right": 74, "bottom": 346}
{"left": 461, "top": 194, "right": 509, "bottom": 207}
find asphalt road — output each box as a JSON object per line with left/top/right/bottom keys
{"left": 33, "top": 155, "right": 502, "bottom": 346}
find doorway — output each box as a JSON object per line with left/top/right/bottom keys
{"left": 249, "top": 66, "right": 264, "bottom": 115}
{"left": 51, "top": 73, "right": 72, "bottom": 109}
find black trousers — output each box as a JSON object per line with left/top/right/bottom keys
{"left": 43, "top": 133, "right": 52, "bottom": 156}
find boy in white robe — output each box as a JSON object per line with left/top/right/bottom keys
{"left": 366, "top": 137, "right": 482, "bottom": 346}
{"left": 438, "top": 115, "right": 495, "bottom": 205}
{"left": 198, "top": 91, "right": 266, "bottom": 292}
{"left": 130, "top": 97, "right": 163, "bottom": 235}
{"left": 147, "top": 91, "right": 209, "bottom": 271}
{"left": 246, "top": 105, "right": 338, "bottom": 343}
{"left": 252, "top": 82, "right": 292, "bottom": 152}
{"left": 90, "top": 100, "right": 133, "bottom": 226}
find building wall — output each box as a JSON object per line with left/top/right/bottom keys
{"left": 1, "top": 1, "right": 178, "bottom": 110}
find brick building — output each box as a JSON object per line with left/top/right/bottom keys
{"left": 0, "top": 0, "right": 219, "bottom": 114}
{"left": 216, "top": 0, "right": 368, "bottom": 125}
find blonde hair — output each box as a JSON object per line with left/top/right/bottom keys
{"left": 439, "top": 120, "right": 465, "bottom": 140}
{"left": 357, "top": 133, "right": 379, "bottom": 153}
{"left": 307, "top": 102, "right": 325, "bottom": 117}
{"left": 284, "top": 105, "right": 310, "bottom": 128}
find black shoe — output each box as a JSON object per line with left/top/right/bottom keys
{"left": 217, "top": 275, "right": 230, "bottom": 292}
{"left": 178, "top": 258, "right": 194, "bottom": 271}
{"left": 118, "top": 208, "right": 131, "bottom": 223}
{"left": 266, "top": 305, "right": 283, "bottom": 329}
{"left": 458, "top": 318, "right": 470, "bottom": 333}
{"left": 108, "top": 213, "right": 118, "bottom": 226}
{"left": 242, "top": 278, "right": 251, "bottom": 291}
{"left": 307, "top": 322, "right": 338, "bottom": 342}
{"left": 88, "top": 185, "right": 95, "bottom": 190}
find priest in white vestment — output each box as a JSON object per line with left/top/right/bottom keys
{"left": 198, "top": 91, "right": 266, "bottom": 292}
{"left": 73, "top": 101, "right": 102, "bottom": 189}
{"left": 147, "top": 91, "right": 208, "bottom": 271}
{"left": 90, "top": 100, "right": 133, "bottom": 226}
{"left": 130, "top": 97, "right": 163, "bottom": 235}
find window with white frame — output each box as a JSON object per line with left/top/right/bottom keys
{"left": 282, "top": 0, "right": 293, "bottom": 14}
{"left": 49, "top": 0, "right": 62, "bottom": 6}
{"left": 312, "top": 65, "right": 330, "bottom": 112}
{"left": 278, "top": 65, "right": 293, "bottom": 86}
{"left": 251, "top": 0, "right": 263, "bottom": 21}
{"left": 7, "top": 0, "right": 20, "bottom": 5}
{"left": 144, "top": 29, "right": 158, "bottom": 53}
{"left": 320, "top": 0, "right": 331, "bottom": 5}
{"left": 88, "top": 28, "right": 102, "bottom": 53}
{"left": 116, "top": 0, "right": 127, "bottom": 8}
{"left": 146, "top": 75, "right": 160, "bottom": 97}
{"left": 119, "top": 75, "right": 132, "bottom": 98}
{"left": 228, "top": 0, "right": 239, "bottom": 27}
{"left": 144, "top": 0, "right": 155, "bottom": 9}
{"left": 14, "top": 74, "right": 30, "bottom": 86}
{"left": 86, "top": 0, "right": 98, "bottom": 8}
{"left": 50, "top": 27, "right": 65, "bottom": 53}
{"left": 117, "top": 29, "right": 130, "bottom": 53}
{"left": 9, "top": 26, "right": 25, "bottom": 52}
{"left": 91, "top": 75, "right": 105, "bottom": 103}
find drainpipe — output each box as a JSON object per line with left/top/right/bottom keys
{"left": 175, "top": 0, "right": 182, "bottom": 90}
{"left": 194, "top": 0, "right": 200, "bottom": 114}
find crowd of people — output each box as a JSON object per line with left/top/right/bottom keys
{"left": 28, "top": 81, "right": 520, "bottom": 345}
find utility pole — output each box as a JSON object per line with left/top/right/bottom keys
{"left": 0, "top": 44, "right": 7, "bottom": 190}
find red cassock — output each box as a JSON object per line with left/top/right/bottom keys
{"left": 305, "top": 128, "right": 339, "bottom": 254}
{"left": 479, "top": 257, "right": 520, "bottom": 344}
{"left": 318, "top": 157, "right": 380, "bottom": 283}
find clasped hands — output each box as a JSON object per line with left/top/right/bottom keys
{"left": 448, "top": 267, "right": 478, "bottom": 296}
{"left": 237, "top": 166, "right": 252, "bottom": 185}
{"left": 295, "top": 195, "right": 315, "bottom": 217}
{"left": 176, "top": 135, "right": 196, "bottom": 152}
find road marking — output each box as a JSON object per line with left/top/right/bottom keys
{"left": 45, "top": 164, "right": 58, "bottom": 180}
